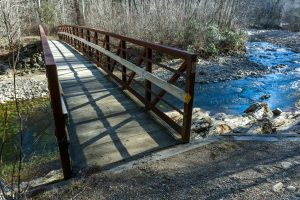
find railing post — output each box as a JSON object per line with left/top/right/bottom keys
{"left": 76, "top": 27, "right": 79, "bottom": 49}
{"left": 145, "top": 48, "right": 152, "bottom": 103}
{"left": 181, "top": 59, "right": 196, "bottom": 143}
{"left": 67, "top": 27, "right": 71, "bottom": 43}
{"left": 61, "top": 26, "right": 66, "bottom": 41}
{"left": 80, "top": 28, "right": 84, "bottom": 52}
{"left": 87, "top": 30, "right": 92, "bottom": 57}
{"left": 40, "top": 25, "right": 72, "bottom": 179}
{"left": 58, "top": 26, "right": 62, "bottom": 40}
{"left": 94, "top": 32, "right": 100, "bottom": 62}
{"left": 72, "top": 27, "right": 75, "bottom": 46}
{"left": 46, "top": 64, "right": 72, "bottom": 179}
{"left": 104, "top": 35, "right": 111, "bottom": 72}
{"left": 121, "top": 40, "right": 127, "bottom": 84}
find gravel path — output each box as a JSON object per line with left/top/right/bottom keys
{"left": 33, "top": 140, "right": 300, "bottom": 200}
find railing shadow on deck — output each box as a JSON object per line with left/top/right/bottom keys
{"left": 50, "top": 40, "right": 178, "bottom": 171}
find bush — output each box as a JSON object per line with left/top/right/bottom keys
{"left": 192, "top": 23, "right": 246, "bottom": 57}
{"left": 220, "top": 29, "right": 246, "bottom": 52}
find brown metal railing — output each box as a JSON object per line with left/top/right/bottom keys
{"left": 39, "top": 25, "right": 72, "bottom": 179}
{"left": 58, "top": 25, "right": 197, "bottom": 143}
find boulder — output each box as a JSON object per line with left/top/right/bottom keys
{"left": 287, "top": 186, "right": 297, "bottom": 192}
{"left": 0, "top": 62, "right": 10, "bottom": 75}
{"left": 33, "top": 63, "right": 40, "bottom": 68}
{"left": 191, "top": 108, "right": 213, "bottom": 133}
{"left": 296, "top": 100, "right": 300, "bottom": 109}
{"left": 261, "top": 118, "right": 273, "bottom": 134}
{"left": 215, "top": 124, "right": 232, "bottom": 134}
{"left": 244, "top": 103, "right": 261, "bottom": 113}
{"left": 272, "top": 182, "right": 284, "bottom": 192}
{"left": 213, "top": 113, "right": 227, "bottom": 120}
{"left": 16, "top": 63, "right": 23, "bottom": 69}
{"left": 259, "top": 94, "right": 271, "bottom": 101}
{"left": 272, "top": 108, "right": 282, "bottom": 116}
{"left": 37, "top": 57, "right": 44, "bottom": 66}
{"left": 281, "top": 161, "right": 292, "bottom": 169}
{"left": 244, "top": 103, "right": 273, "bottom": 120}
{"left": 22, "top": 57, "right": 31, "bottom": 64}
{"left": 30, "top": 57, "right": 37, "bottom": 64}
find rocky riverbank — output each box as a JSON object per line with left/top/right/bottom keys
{"left": 167, "top": 101, "right": 300, "bottom": 140}
{"left": 0, "top": 39, "right": 49, "bottom": 103}
{"left": 0, "top": 73, "right": 48, "bottom": 103}
{"left": 249, "top": 29, "right": 300, "bottom": 53}
{"left": 153, "top": 54, "right": 270, "bottom": 84}
{"left": 196, "top": 54, "right": 270, "bottom": 84}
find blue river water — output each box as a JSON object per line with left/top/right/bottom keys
{"left": 165, "top": 42, "right": 300, "bottom": 115}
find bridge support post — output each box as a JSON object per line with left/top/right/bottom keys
{"left": 181, "top": 60, "right": 196, "bottom": 143}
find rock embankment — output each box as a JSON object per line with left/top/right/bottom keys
{"left": 168, "top": 102, "right": 300, "bottom": 139}
{"left": 0, "top": 42, "right": 48, "bottom": 103}
{"left": 0, "top": 74, "right": 48, "bottom": 103}
{"left": 0, "top": 46, "right": 46, "bottom": 79}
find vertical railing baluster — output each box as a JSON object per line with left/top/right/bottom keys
{"left": 145, "top": 48, "right": 152, "bottom": 103}
{"left": 80, "top": 28, "right": 84, "bottom": 52}
{"left": 104, "top": 35, "right": 110, "bottom": 72}
{"left": 72, "top": 27, "right": 75, "bottom": 46}
{"left": 94, "top": 32, "right": 100, "bottom": 63}
{"left": 67, "top": 27, "right": 70, "bottom": 43}
{"left": 121, "top": 40, "right": 127, "bottom": 84}
{"left": 75, "top": 27, "right": 78, "bottom": 49}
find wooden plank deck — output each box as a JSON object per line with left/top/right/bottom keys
{"left": 48, "top": 40, "right": 178, "bottom": 170}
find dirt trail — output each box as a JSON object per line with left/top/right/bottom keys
{"left": 33, "top": 140, "right": 300, "bottom": 200}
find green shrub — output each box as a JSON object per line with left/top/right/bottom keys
{"left": 190, "top": 23, "right": 246, "bottom": 57}
{"left": 220, "top": 29, "right": 246, "bottom": 52}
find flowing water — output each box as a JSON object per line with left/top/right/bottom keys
{"left": 0, "top": 98, "right": 57, "bottom": 165}
{"left": 166, "top": 42, "right": 300, "bottom": 115}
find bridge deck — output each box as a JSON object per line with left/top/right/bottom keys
{"left": 49, "top": 40, "right": 177, "bottom": 170}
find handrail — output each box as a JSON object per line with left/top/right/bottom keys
{"left": 60, "top": 32, "right": 191, "bottom": 103}
{"left": 58, "top": 25, "right": 197, "bottom": 143}
{"left": 60, "top": 25, "right": 197, "bottom": 62}
{"left": 39, "top": 25, "right": 72, "bottom": 179}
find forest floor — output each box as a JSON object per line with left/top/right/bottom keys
{"left": 31, "top": 139, "right": 300, "bottom": 200}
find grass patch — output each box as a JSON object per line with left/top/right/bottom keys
{"left": 0, "top": 98, "right": 59, "bottom": 183}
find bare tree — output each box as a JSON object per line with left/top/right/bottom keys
{"left": 0, "top": 0, "right": 24, "bottom": 199}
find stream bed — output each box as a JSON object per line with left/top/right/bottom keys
{"left": 191, "top": 42, "right": 300, "bottom": 115}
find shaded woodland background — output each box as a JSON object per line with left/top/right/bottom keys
{"left": 0, "top": 0, "right": 299, "bottom": 56}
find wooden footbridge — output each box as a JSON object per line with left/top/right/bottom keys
{"left": 39, "top": 25, "right": 197, "bottom": 179}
